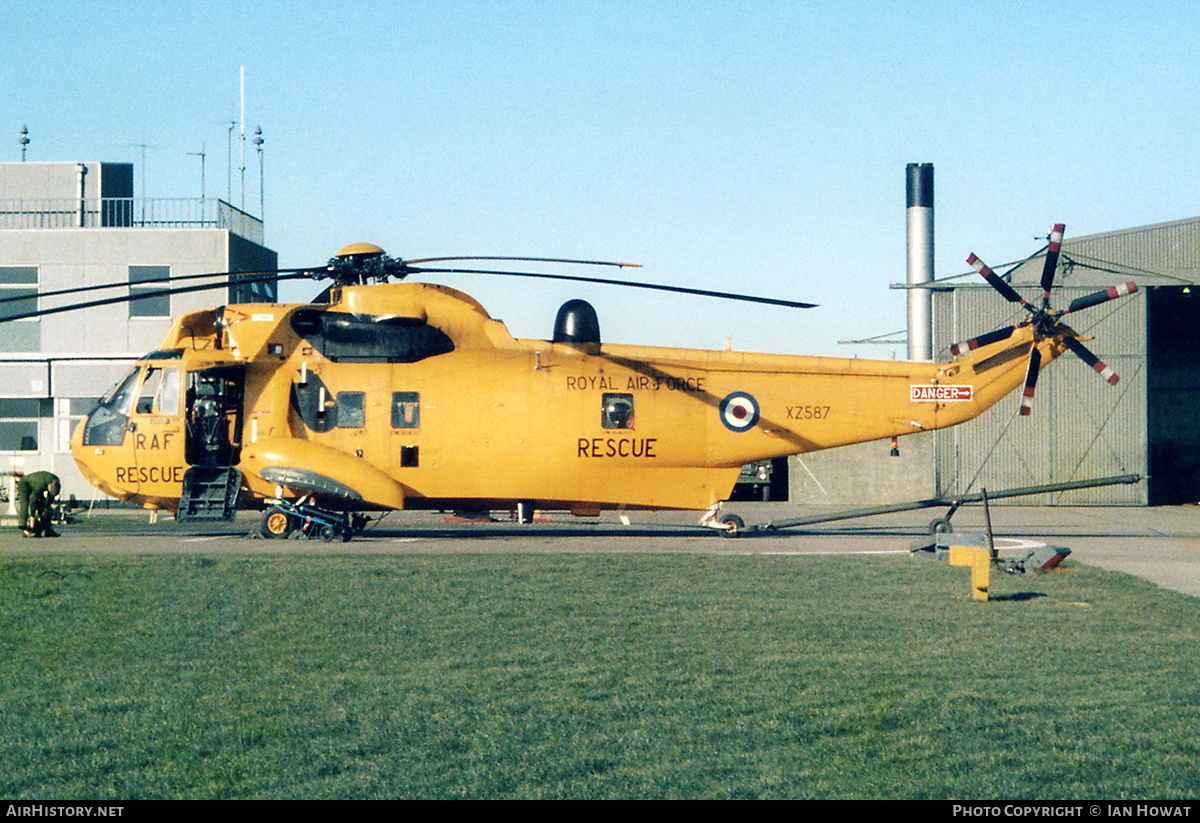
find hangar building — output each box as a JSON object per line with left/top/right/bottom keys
{"left": 0, "top": 160, "right": 277, "bottom": 503}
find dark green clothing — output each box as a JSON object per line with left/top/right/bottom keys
{"left": 17, "top": 471, "right": 59, "bottom": 536}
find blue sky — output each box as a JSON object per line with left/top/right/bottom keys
{"left": 5, "top": 1, "right": 1198, "bottom": 357}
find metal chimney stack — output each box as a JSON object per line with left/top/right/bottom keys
{"left": 75, "top": 163, "right": 88, "bottom": 228}
{"left": 906, "top": 163, "right": 934, "bottom": 361}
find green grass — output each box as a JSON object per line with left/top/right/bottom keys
{"left": 1, "top": 553, "right": 1199, "bottom": 799}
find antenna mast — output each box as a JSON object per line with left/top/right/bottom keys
{"left": 240, "top": 66, "right": 246, "bottom": 210}
{"left": 187, "top": 143, "right": 206, "bottom": 200}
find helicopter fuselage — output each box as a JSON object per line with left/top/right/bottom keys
{"left": 70, "top": 281, "right": 1065, "bottom": 516}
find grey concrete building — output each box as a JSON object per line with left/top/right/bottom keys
{"left": 0, "top": 161, "right": 277, "bottom": 503}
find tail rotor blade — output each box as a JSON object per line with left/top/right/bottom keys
{"left": 950, "top": 324, "right": 1017, "bottom": 356}
{"left": 1065, "top": 281, "right": 1138, "bottom": 314}
{"left": 1060, "top": 334, "right": 1119, "bottom": 385}
{"left": 967, "top": 253, "right": 1032, "bottom": 309}
{"left": 1018, "top": 346, "right": 1042, "bottom": 416}
{"left": 1040, "top": 223, "right": 1065, "bottom": 304}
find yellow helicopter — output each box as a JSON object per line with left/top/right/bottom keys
{"left": 22, "top": 225, "right": 1134, "bottom": 538}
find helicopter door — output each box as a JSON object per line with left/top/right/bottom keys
{"left": 126, "top": 365, "right": 186, "bottom": 499}
{"left": 179, "top": 366, "right": 245, "bottom": 521}
{"left": 185, "top": 366, "right": 245, "bottom": 467}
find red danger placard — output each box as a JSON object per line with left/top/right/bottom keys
{"left": 910, "top": 385, "right": 973, "bottom": 402}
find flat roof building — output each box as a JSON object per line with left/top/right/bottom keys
{"left": 0, "top": 160, "right": 277, "bottom": 503}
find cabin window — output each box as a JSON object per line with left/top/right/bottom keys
{"left": 337, "top": 392, "right": 365, "bottom": 428}
{"left": 136, "top": 367, "right": 180, "bottom": 415}
{"left": 391, "top": 392, "right": 420, "bottom": 429}
{"left": 129, "top": 265, "right": 170, "bottom": 318}
{"left": 158, "top": 368, "right": 180, "bottom": 415}
{"left": 602, "top": 393, "right": 635, "bottom": 429}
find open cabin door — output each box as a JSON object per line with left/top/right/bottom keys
{"left": 178, "top": 365, "right": 245, "bottom": 521}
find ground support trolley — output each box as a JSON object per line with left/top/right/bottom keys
{"left": 257, "top": 495, "right": 368, "bottom": 542}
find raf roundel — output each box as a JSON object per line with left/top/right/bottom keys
{"left": 719, "top": 392, "right": 760, "bottom": 433}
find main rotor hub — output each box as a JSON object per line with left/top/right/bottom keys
{"left": 326, "top": 243, "right": 407, "bottom": 285}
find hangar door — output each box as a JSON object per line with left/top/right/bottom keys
{"left": 1147, "top": 286, "right": 1200, "bottom": 504}
{"left": 933, "top": 286, "right": 1147, "bottom": 505}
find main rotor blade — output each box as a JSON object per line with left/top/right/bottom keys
{"left": 967, "top": 253, "right": 1033, "bottom": 310}
{"left": 950, "top": 324, "right": 1018, "bottom": 357}
{"left": 403, "top": 256, "right": 642, "bottom": 269}
{"left": 0, "top": 272, "right": 314, "bottom": 323}
{"left": 1019, "top": 346, "right": 1042, "bottom": 416}
{"left": 406, "top": 266, "right": 818, "bottom": 309}
{"left": 1064, "top": 281, "right": 1138, "bottom": 314}
{"left": 1039, "top": 223, "right": 1065, "bottom": 304}
{"left": 1059, "top": 334, "right": 1119, "bottom": 385}
{"left": 0, "top": 267, "right": 313, "bottom": 306}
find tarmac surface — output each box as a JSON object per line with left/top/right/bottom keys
{"left": 3, "top": 501, "right": 1200, "bottom": 598}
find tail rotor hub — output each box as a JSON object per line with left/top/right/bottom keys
{"left": 955, "top": 223, "right": 1138, "bottom": 414}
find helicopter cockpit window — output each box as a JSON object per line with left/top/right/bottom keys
{"left": 602, "top": 393, "right": 635, "bottom": 429}
{"left": 82, "top": 366, "right": 141, "bottom": 446}
{"left": 337, "top": 392, "right": 365, "bottom": 428}
{"left": 103, "top": 368, "right": 141, "bottom": 416}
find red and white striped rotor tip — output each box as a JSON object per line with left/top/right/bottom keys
{"left": 1106, "top": 281, "right": 1137, "bottom": 300}
{"left": 1047, "top": 223, "right": 1065, "bottom": 253}
{"left": 1094, "top": 361, "right": 1119, "bottom": 385}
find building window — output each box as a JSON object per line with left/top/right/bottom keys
{"left": 129, "top": 265, "right": 170, "bottom": 317}
{"left": 0, "top": 267, "right": 38, "bottom": 322}
{"left": 0, "top": 398, "right": 40, "bottom": 451}
{"left": 229, "top": 274, "right": 277, "bottom": 305}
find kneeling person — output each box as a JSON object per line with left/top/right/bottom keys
{"left": 17, "top": 471, "right": 60, "bottom": 538}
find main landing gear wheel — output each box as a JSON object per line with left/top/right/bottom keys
{"left": 259, "top": 509, "right": 294, "bottom": 539}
